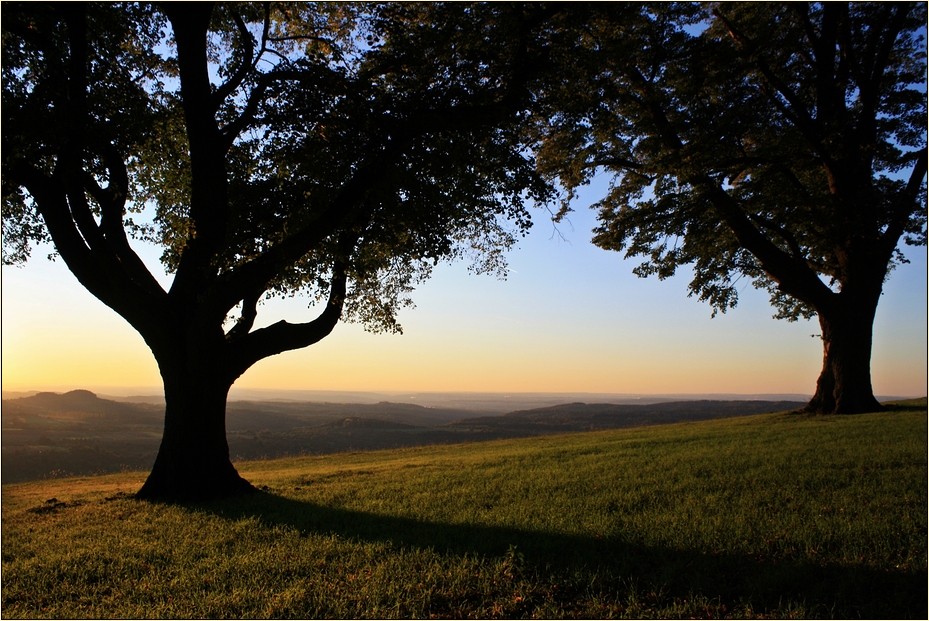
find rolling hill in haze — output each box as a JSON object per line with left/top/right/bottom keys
{"left": 1, "top": 389, "right": 806, "bottom": 484}
{"left": 448, "top": 400, "right": 810, "bottom": 433}
{"left": 2, "top": 389, "right": 164, "bottom": 422}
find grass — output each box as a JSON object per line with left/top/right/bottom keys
{"left": 2, "top": 402, "right": 926, "bottom": 618}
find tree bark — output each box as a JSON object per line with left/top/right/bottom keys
{"left": 806, "top": 301, "right": 884, "bottom": 415}
{"left": 136, "top": 364, "right": 254, "bottom": 501}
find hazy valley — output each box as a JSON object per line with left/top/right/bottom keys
{"left": 1, "top": 389, "right": 808, "bottom": 484}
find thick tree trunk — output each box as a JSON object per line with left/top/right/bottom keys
{"left": 136, "top": 370, "right": 254, "bottom": 501}
{"left": 132, "top": 264, "right": 346, "bottom": 502}
{"left": 805, "top": 303, "right": 883, "bottom": 415}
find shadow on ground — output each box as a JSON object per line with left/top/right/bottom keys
{"left": 190, "top": 490, "right": 926, "bottom": 619}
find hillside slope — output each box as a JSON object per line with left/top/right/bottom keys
{"left": 2, "top": 405, "right": 925, "bottom": 619}
{"left": 0, "top": 390, "right": 853, "bottom": 483}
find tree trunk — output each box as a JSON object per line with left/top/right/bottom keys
{"left": 805, "top": 302, "right": 883, "bottom": 415}
{"left": 136, "top": 370, "right": 254, "bottom": 501}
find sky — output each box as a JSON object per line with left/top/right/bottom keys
{"left": 2, "top": 174, "right": 927, "bottom": 398}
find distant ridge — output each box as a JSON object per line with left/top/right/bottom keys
{"left": 5, "top": 387, "right": 919, "bottom": 414}
{"left": 221, "top": 390, "right": 818, "bottom": 412}
{"left": 448, "top": 400, "right": 808, "bottom": 433}
{"left": 3, "top": 390, "right": 164, "bottom": 424}
{"left": 3, "top": 389, "right": 162, "bottom": 421}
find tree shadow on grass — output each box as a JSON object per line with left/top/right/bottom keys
{"left": 191, "top": 490, "right": 926, "bottom": 619}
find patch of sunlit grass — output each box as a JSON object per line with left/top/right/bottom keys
{"left": 2, "top": 404, "right": 925, "bottom": 618}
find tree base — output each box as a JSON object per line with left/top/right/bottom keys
{"left": 135, "top": 467, "right": 257, "bottom": 502}
{"left": 803, "top": 395, "right": 884, "bottom": 415}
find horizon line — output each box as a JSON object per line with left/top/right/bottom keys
{"left": 4, "top": 385, "right": 923, "bottom": 401}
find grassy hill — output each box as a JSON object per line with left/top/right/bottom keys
{"left": 2, "top": 402, "right": 925, "bottom": 618}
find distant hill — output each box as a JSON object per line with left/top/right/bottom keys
{"left": 447, "top": 400, "right": 807, "bottom": 434}
{"left": 320, "top": 417, "right": 417, "bottom": 430}
{"left": 2, "top": 391, "right": 165, "bottom": 485}
{"left": 2, "top": 391, "right": 471, "bottom": 429}
{"left": 226, "top": 400, "right": 473, "bottom": 428}
{"left": 2, "top": 389, "right": 163, "bottom": 422}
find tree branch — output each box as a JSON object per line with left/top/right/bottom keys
{"left": 207, "top": 87, "right": 524, "bottom": 316}
{"left": 592, "top": 156, "right": 646, "bottom": 171}
{"left": 18, "top": 163, "right": 167, "bottom": 333}
{"left": 623, "top": 62, "right": 836, "bottom": 311}
{"left": 81, "top": 149, "right": 167, "bottom": 299}
{"left": 699, "top": 181, "right": 836, "bottom": 310}
{"left": 163, "top": 3, "right": 236, "bottom": 301}
{"left": 748, "top": 212, "right": 806, "bottom": 261}
{"left": 712, "top": 7, "right": 826, "bottom": 154}
{"left": 219, "top": 64, "right": 350, "bottom": 151}
{"left": 225, "top": 289, "right": 262, "bottom": 341}
{"left": 56, "top": 7, "right": 111, "bottom": 257}
{"left": 855, "top": 4, "right": 910, "bottom": 145}
{"left": 880, "top": 147, "right": 928, "bottom": 251}
{"left": 18, "top": 167, "right": 94, "bottom": 277}
{"left": 212, "top": 9, "right": 257, "bottom": 107}
{"left": 5, "top": 5, "right": 168, "bottom": 333}
{"left": 225, "top": 258, "right": 349, "bottom": 381}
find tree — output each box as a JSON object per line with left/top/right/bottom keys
{"left": 2, "top": 2, "right": 555, "bottom": 499}
{"left": 532, "top": 2, "right": 927, "bottom": 414}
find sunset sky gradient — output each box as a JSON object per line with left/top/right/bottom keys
{"left": 2, "top": 176, "right": 926, "bottom": 398}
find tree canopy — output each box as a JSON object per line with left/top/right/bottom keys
{"left": 533, "top": 2, "right": 927, "bottom": 413}
{"left": 3, "top": 2, "right": 554, "bottom": 337}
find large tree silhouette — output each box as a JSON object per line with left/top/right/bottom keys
{"left": 533, "top": 2, "right": 927, "bottom": 414}
{"left": 2, "top": 2, "right": 555, "bottom": 499}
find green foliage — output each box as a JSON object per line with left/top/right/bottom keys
{"left": 533, "top": 2, "right": 927, "bottom": 320}
{"left": 3, "top": 406, "right": 925, "bottom": 618}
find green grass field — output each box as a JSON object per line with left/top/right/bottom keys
{"left": 2, "top": 402, "right": 926, "bottom": 618}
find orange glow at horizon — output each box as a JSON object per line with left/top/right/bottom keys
{"left": 3, "top": 310, "right": 926, "bottom": 398}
